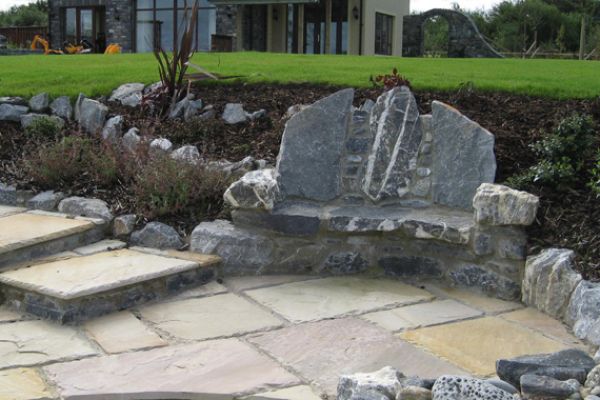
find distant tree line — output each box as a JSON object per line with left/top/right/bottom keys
{"left": 423, "top": 0, "right": 600, "bottom": 59}
{"left": 0, "top": 1, "right": 48, "bottom": 28}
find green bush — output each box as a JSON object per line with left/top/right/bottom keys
{"left": 24, "top": 116, "right": 62, "bottom": 137}
{"left": 507, "top": 114, "right": 596, "bottom": 190}
{"left": 25, "top": 136, "right": 119, "bottom": 188}
{"left": 588, "top": 150, "right": 600, "bottom": 197}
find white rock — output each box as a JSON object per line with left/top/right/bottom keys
{"left": 171, "top": 145, "right": 201, "bottom": 164}
{"left": 109, "top": 83, "right": 145, "bottom": 103}
{"left": 150, "top": 138, "right": 173, "bottom": 152}
{"left": 473, "top": 183, "right": 539, "bottom": 226}
{"left": 224, "top": 168, "right": 279, "bottom": 211}
{"left": 101, "top": 115, "right": 124, "bottom": 141}
{"left": 222, "top": 103, "right": 248, "bottom": 124}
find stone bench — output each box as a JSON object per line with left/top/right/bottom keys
{"left": 191, "top": 87, "right": 539, "bottom": 301}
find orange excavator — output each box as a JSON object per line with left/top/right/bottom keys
{"left": 31, "top": 35, "right": 122, "bottom": 55}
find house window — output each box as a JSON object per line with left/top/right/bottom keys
{"left": 330, "top": 0, "right": 348, "bottom": 54}
{"left": 135, "top": 0, "right": 216, "bottom": 53}
{"left": 62, "top": 7, "right": 105, "bottom": 52}
{"left": 374, "top": 12, "right": 393, "bottom": 55}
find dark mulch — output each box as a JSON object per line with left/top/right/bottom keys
{"left": 1, "top": 82, "right": 599, "bottom": 278}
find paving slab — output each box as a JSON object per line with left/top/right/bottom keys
{"left": 425, "top": 284, "right": 522, "bottom": 314}
{"left": 499, "top": 307, "right": 586, "bottom": 348}
{"left": 246, "top": 385, "right": 322, "bottom": 400}
{"left": 73, "top": 239, "right": 127, "bottom": 255}
{"left": 0, "top": 205, "right": 25, "bottom": 217}
{"left": 0, "top": 306, "right": 25, "bottom": 323}
{"left": 0, "top": 320, "right": 97, "bottom": 369}
{"left": 139, "top": 293, "right": 283, "bottom": 341}
{"left": 247, "top": 318, "right": 466, "bottom": 396}
{"left": 223, "top": 275, "right": 319, "bottom": 292}
{"left": 0, "top": 249, "right": 205, "bottom": 300}
{"left": 400, "top": 316, "right": 570, "bottom": 376}
{"left": 167, "top": 280, "right": 228, "bottom": 301}
{"left": 362, "top": 299, "right": 483, "bottom": 331}
{"left": 84, "top": 311, "right": 168, "bottom": 354}
{"left": 0, "top": 368, "right": 53, "bottom": 400}
{"left": 245, "top": 277, "right": 434, "bottom": 323}
{"left": 44, "top": 339, "right": 301, "bottom": 399}
{"left": 0, "top": 212, "right": 95, "bottom": 256}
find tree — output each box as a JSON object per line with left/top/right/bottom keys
{"left": 0, "top": 1, "right": 48, "bottom": 27}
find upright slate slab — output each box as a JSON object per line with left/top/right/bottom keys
{"left": 362, "top": 87, "right": 421, "bottom": 201}
{"left": 276, "top": 89, "right": 353, "bottom": 202}
{"left": 431, "top": 101, "right": 496, "bottom": 210}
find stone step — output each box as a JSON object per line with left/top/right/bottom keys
{"left": 0, "top": 207, "right": 106, "bottom": 270}
{"left": 0, "top": 248, "right": 221, "bottom": 323}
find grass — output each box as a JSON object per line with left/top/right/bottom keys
{"left": 0, "top": 52, "right": 599, "bottom": 99}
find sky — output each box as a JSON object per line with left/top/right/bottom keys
{"left": 0, "top": 0, "right": 501, "bottom": 12}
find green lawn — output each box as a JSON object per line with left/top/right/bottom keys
{"left": 0, "top": 52, "right": 598, "bottom": 99}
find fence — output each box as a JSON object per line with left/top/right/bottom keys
{"left": 0, "top": 26, "right": 48, "bottom": 48}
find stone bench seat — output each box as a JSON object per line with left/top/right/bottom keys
{"left": 233, "top": 203, "right": 473, "bottom": 245}
{"left": 192, "top": 87, "right": 540, "bottom": 301}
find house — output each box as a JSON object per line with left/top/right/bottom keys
{"left": 47, "top": 0, "right": 408, "bottom": 56}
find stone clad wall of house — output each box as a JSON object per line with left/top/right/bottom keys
{"left": 48, "top": 0, "right": 133, "bottom": 52}
{"left": 216, "top": 5, "right": 237, "bottom": 50}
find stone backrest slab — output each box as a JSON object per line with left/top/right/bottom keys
{"left": 0, "top": 212, "right": 95, "bottom": 255}
{"left": 431, "top": 101, "right": 496, "bottom": 210}
{"left": 362, "top": 86, "right": 422, "bottom": 201}
{"left": 276, "top": 88, "right": 354, "bottom": 202}
{"left": 0, "top": 249, "right": 200, "bottom": 300}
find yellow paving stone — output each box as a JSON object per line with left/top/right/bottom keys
{"left": 0, "top": 205, "right": 25, "bottom": 218}
{"left": 425, "top": 284, "right": 522, "bottom": 314}
{"left": 400, "top": 316, "right": 570, "bottom": 376}
{"left": 84, "top": 311, "right": 168, "bottom": 354}
{"left": 0, "top": 368, "right": 53, "bottom": 400}
{"left": 0, "top": 212, "right": 93, "bottom": 255}
{"left": 247, "top": 385, "right": 322, "bottom": 399}
{"left": 499, "top": 307, "right": 587, "bottom": 348}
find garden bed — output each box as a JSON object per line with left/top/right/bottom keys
{"left": 1, "top": 82, "right": 599, "bottom": 278}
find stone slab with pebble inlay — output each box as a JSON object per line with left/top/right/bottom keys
{"left": 0, "top": 249, "right": 220, "bottom": 322}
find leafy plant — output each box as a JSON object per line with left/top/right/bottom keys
{"left": 24, "top": 116, "right": 62, "bottom": 137}
{"left": 506, "top": 113, "right": 596, "bottom": 190}
{"left": 370, "top": 68, "right": 411, "bottom": 91}
{"left": 588, "top": 149, "right": 600, "bottom": 197}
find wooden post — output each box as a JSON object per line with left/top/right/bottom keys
{"left": 324, "top": 0, "right": 332, "bottom": 54}
{"left": 298, "top": 4, "right": 304, "bottom": 54}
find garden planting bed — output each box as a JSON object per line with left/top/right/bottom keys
{"left": 1, "top": 82, "right": 599, "bottom": 278}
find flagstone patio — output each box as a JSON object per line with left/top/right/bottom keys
{"left": 0, "top": 272, "right": 590, "bottom": 400}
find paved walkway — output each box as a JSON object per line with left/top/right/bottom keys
{"left": 0, "top": 272, "right": 589, "bottom": 400}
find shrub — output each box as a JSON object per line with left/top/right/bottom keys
{"left": 506, "top": 113, "right": 596, "bottom": 190}
{"left": 370, "top": 68, "right": 412, "bottom": 91}
{"left": 588, "top": 149, "right": 600, "bottom": 197}
{"left": 24, "top": 116, "right": 62, "bottom": 137}
{"left": 131, "top": 153, "right": 231, "bottom": 219}
{"left": 25, "top": 136, "right": 119, "bottom": 188}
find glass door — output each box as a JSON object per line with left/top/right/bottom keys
{"left": 303, "top": 2, "right": 325, "bottom": 54}
{"left": 79, "top": 9, "right": 94, "bottom": 46}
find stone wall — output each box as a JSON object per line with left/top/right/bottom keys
{"left": 240, "top": 5, "right": 267, "bottom": 51}
{"left": 48, "top": 0, "right": 134, "bottom": 52}
{"left": 216, "top": 5, "right": 237, "bottom": 50}
{"left": 402, "top": 8, "right": 502, "bottom": 58}
{"left": 191, "top": 87, "right": 540, "bottom": 301}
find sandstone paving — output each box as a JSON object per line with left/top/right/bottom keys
{"left": 247, "top": 317, "right": 467, "bottom": 396}
{"left": 139, "top": 293, "right": 283, "bottom": 341}
{"left": 246, "top": 385, "right": 322, "bottom": 400}
{"left": 0, "top": 212, "right": 94, "bottom": 255}
{"left": 245, "top": 277, "right": 434, "bottom": 323}
{"left": 425, "top": 284, "right": 522, "bottom": 314}
{"left": 361, "top": 299, "right": 482, "bottom": 331}
{"left": 223, "top": 275, "right": 319, "bottom": 292}
{"left": 0, "top": 368, "right": 53, "bottom": 400}
{"left": 0, "top": 249, "right": 201, "bottom": 300}
{"left": 84, "top": 311, "right": 167, "bottom": 354}
{"left": 166, "top": 280, "right": 228, "bottom": 301}
{"left": 400, "top": 316, "right": 571, "bottom": 376}
{"left": 0, "top": 320, "right": 97, "bottom": 369}
{"left": 72, "top": 239, "right": 127, "bottom": 255}
{"left": 0, "top": 205, "right": 25, "bottom": 217}
{"left": 44, "top": 339, "right": 301, "bottom": 399}
{"left": 499, "top": 307, "right": 587, "bottom": 348}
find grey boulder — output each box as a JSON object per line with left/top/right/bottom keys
{"left": 431, "top": 376, "right": 513, "bottom": 400}
{"left": 496, "top": 349, "right": 594, "bottom": 389}
{"left": 58, "top": 196, "right": 114, "bottom": 222}
{"left": 150, "top": 138, "right": 173, "bottom": 152}
{"left": 0, "top": 104, "right": 28, "bottom": 122}
{"left": 78, "top": 99, "right": 108, "bottom": 134}
{"left": 224, "top": 168, "right": 280, "bottom": 211}
{"left": 20, "top": 114, "right": 64, "bottom": 130}
{"left": 109, "top": 83, "right": 144, "bottom": 104}
{"left": 0, "top": 182, "right": 17, "bottom": 205}
{"left": 170, "top": 145, "right": 201, "bottom": 164}
{"left": 26, "top": 190, "right": 65, "bottom": 211}
{"left": 50, "top": 96, "right": 73, "bottom": 120}
{"left": 338, "top": 366, "right": 404, "bottom": 400}
{"left": 222, "top": 103, "right": 248, "bottom": 124}
{"left": 130, "top": 222, "right": 184, "bottom": 249}
{"left": 473, "top": 183, "right": 539, "bottom": 226}
{"left": 566, "top": 281, "right": 600, "bottom": 345}
{"left": 522, "top": 248, "right": 581, "bottom": 319}
{"left": 101, "top": 115, "right": 124, "bottom": 141}
{"left": 190, "top": 219, "right": 274, "bottom": 275}
{"left": 29, "top": 92, "right": 49, "bottom": 112}
{"left": 122, "top": 128, "right": 141, "bottom": 151}
{"left": 113, "top": 214, "right": 137, "bottom": 237}
{"left": 519, "top": 374, "right": 579, "bottom": 400}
